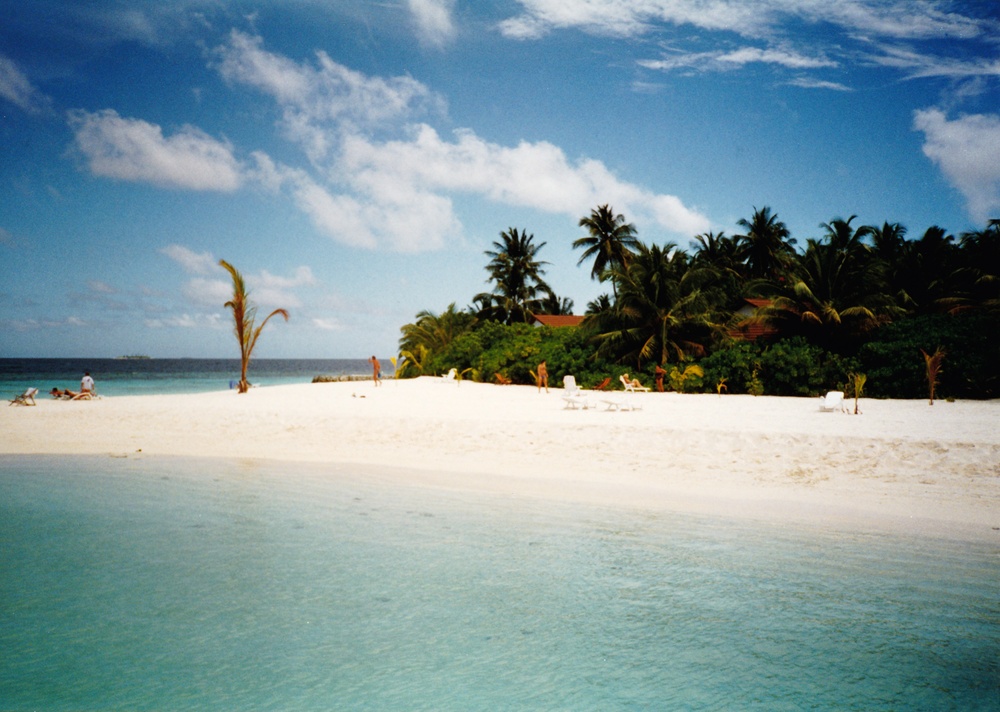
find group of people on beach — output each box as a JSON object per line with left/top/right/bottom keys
{"left": 49, "top": 372, "right": 96, "bottom": 400}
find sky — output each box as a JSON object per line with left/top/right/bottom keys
{"left": 1, "top": 0, "right": 999, "bottom": 359}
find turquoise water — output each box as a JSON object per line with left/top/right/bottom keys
{"left": 0, "top": 358, "right": 382, "bottom": 397}
{"left": 1, "top": 455, "right": 997, "bottom": 710}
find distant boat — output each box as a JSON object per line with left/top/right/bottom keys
{"left": 116, "top": 354, "right": 151, "bottom": 360}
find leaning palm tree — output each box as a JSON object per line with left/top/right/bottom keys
{"left": 219, "top": 260, "right": 289, "bottom": 394}
{"left": 575, "top": 204, "right": 639, "bottom": 294}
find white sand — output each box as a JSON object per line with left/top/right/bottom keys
{"left": 4, "top": 377, "right": 999, "bottom": 541}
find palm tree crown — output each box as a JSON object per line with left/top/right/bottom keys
{"left": 574, "top": 204, "right": 640, "bottom": 283}
{"left": 476, "top": 227, "right": 553, "bottom": 325}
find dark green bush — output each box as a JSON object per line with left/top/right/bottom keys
{"left": 858, "top": 312, "right": 1000, "bottom": 399}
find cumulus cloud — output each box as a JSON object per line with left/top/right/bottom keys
{"left": 0, "top": 54, "right": 51, "bottom": 114}
{"left": 160, "top": 244, "right": 218, "bottom": 275}
{"left": 213, "top": 32, "right": 709, "bottom": 250}
{"left": 407, "top": 0, "right": 457, "bottom": 47}
{"left": 914, "top": 108, "right": 1000, "bottom": 223}
{"left": 215, "top": 30, "right": 441, "bottom": 157}
{"left": 68, "top": 109, "right": 243, "bottom": 191}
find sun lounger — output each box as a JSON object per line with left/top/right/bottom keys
{"left": 9, "top": 387, "right": 38, "bottom": 406}
{"left": 440, "top": 368, "right": 458, "bottom": 384}
{"left": 818, "top": 391, "right": 845, "bottom": 412}
{"left": 619, "top": 374, "right": 650, "bottom": 392}
{"left": 592, "top": 377, "right": 611, "bottom": 391}
{"left": 561, "top": 375, "right": 590, "bottom": 410}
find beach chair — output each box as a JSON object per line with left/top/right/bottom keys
{"left": 561, "top": 375, "right": 590, "bottom": 410}
{"left": 440, "top": 368, "right": 458, "bottom": 384}
{"left": 619, "top": 374, "right": 650, "bottom": 392}
{"left": 818, "top": 391, "right": 845, "bottom": 412}
{"left": 592, "top": 377, "right": 612, "bottom": 391}
{"left": 494, "top": 372, "right": 512, "bottom": 385}
{"left": 9, "top": 387, "right": 38, "bottom": 406}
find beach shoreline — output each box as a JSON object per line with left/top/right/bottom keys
{"left": 3, "top": 378, "right": 999, "bottom": 542}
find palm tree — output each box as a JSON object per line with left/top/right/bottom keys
{"left": 597, "top": 242, "right": 718, "bottom": 367}
{"left": 398, "top": 303, "right": 476, "bottom": 372}
{"left": 756, "top": 217, "right": 897, "bottom": 351}
{"left": 690, "top": 230, "right": 747, "bottom": 311}
{"left": 574, "top": 204, "right": 639, "bottom": 293}
{"left": 736, "top": 206, "right": 797, "bottom": 282}
{"left": 476, "top": 227, "right": 552, "bottom": 325}
{"left": 219, "top": 260, "right": 289, "bottom": 394}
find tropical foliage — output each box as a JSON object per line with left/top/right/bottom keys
{"left": 397, "top": 205, "right": 999, "bottom": 400}
{"left": 220, "top": 260, "right": 289, "bottom": 394}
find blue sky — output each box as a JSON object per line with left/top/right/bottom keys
{"left": 2, "top": 0, "right": 998, "bottom": 358}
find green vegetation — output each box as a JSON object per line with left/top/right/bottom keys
{"left": 220, "top": 260, "right": 289, "bottom": 394}
{"left": 397, "top": 212, "right": 1000, "bottom": 399}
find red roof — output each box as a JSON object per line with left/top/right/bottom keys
{"left": 532, "top": 314, "right": 586, "bottom": 328}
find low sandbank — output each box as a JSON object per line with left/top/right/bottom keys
{"left": 3, "top": 377, "right": 999, "bottom": 541}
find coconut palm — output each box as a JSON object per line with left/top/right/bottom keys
{"left": 574, "top": 204, "right": 639, "bottom": 292}
{"left": 219, "top": 260, "right": 289, "bottom": 394}
{"left": 597, "top": 242, "right": 718, "bottom": 367}
{"left": 399, "top": 303, "right": 476, "bottom": 360}
{"left": 475, "top": 227, "right": 552, "bottom": 325}
{"left": 756, "top": 217, "right": 897, "bottom": 351}
{"left": 735, "top": 206, "right": 797, "bottom": 282}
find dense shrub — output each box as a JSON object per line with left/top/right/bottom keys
{"left": 858, "top": 312, "right": 1000, "bottom": 399}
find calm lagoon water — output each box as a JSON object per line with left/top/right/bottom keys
{"left": 1, "top": 455, "right": 997, "bottom": 710}
{"left": 0, "top": 358, "right": 381, "bottom": 397}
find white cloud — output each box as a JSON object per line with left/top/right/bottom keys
{"left": 145, "top": 313, "right": 224, "bottom": 329}
{"left": 868, "top": 44, "right": 1000, "bottom": 80}
{"left": 0, "top": 54, "right": 51, "bottom": 114}
{"left": 339, "top": 124, "right": 710, "bottom": 238}
{"left": 160, "top": 244, "right": 218, "bottom": 275}
{"left": 68, "top": 109, "right": 244, "bottom": 191}
{"left": 407, "top": 0, "right": 457, "bottom": 47}
{"left": 183, "top": 277, "right": 232, "bottom": 308}
{"left": 914, "top": 108, "right": 1000, "bottom": 223}
{"left": 640, "top": 46, "right": 836, "bottom": 73}
{"left": 499, "top": 0, "right": 762, "bottom": 39}
{"left": 211, "top": 31, "right": 708, "bottom": 250}
{"left": 786, "top": 77, "right": 852, "bottom": 91}
{"left": 312, "top": 317, "right": 343, "bottom": 331}
{"left": 215, "top": 30, "right": 441, "bottom": 157}
{"left": 500, "top": 0, "right": 993, "bottom": 41}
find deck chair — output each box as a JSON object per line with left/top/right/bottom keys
{"left": 440, "top": 368, "right": 458, "bottom": 384}
{"left": 561, "top": 375, "right": 590, "bottom": 410}
{"left": 619, "top": 374, "right": 650, "bottom": 392}
{"left": 494, "top": 372, "right": 512, "bottom": 385}
{"left": 592, "top": 377, "right": 612, "bottom": 391}
{"left": 9, "top": 387, "right": 38, "bottom": 406}
{"left": 818, "top": 391, "right": 845, "bottom": 412}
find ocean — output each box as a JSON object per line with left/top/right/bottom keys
{"left": 0, "top": 358, "right": 383, "bottom": 398}
{"left": 1, "top": 455, "right": 997, "bottom": 710}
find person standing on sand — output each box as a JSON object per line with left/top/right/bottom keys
{"left": 537, "top": 360, "right": 548, "bottom": 393}
{"left": 369, "top": 356, "right": 382, "bottom": 386}
{"left": 81, "top": 371, "right": 95, "bottom": 394}
{"left": 655, "top": 365, "right": 666, "bottom": 393}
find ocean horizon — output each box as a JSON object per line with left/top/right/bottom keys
{"left": 0, "top": 357, "right": 391, "bottom": 398}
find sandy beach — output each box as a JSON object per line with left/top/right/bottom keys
{"left": 3, "top": 377, "right": 999, "bottom": 541}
